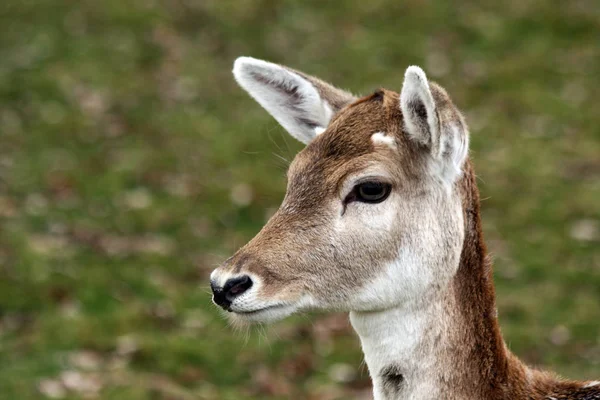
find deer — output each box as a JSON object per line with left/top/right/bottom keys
{"left": 209, "top": 56, "right": 600, "bottom": 400}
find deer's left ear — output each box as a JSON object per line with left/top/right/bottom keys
{"left": 233, "top": 57, "right": 356, "bottom": 145}
{"left": 400, "top": 66, "right": 469, "bottom": 183}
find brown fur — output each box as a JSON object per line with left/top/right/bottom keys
{"left": 444, "top": 157, "right": 599, "bottom": 399}
{"left": 221, "top": 90, "right": 437, "bottom": 309}
{"left": 216, "top": 64, "right": 599, "bottom": 398}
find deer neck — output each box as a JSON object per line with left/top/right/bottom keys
{"left": 350, "top": 163, "right": 524, "bottom": 400}
{"left": 350, "top": 292, "right": 466, "bottom": 399}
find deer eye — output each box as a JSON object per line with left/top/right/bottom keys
{"left": 348, "top": 181, "right": 392, "bottom": 204}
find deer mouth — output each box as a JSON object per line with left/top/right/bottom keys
{"left": 229, "top": 301, "right": 303, "bottom": 323}
{"left": 234, "top": 304, "right": 286, "bottom": 315}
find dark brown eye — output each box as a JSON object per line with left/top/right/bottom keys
{"left": 354, "top": 181, "right": 391, "bottom": 203}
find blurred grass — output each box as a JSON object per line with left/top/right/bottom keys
{"left": 0, "top": 0, "right": 598, "bottom": 399}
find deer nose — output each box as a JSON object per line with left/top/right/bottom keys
{"left": 211, "top": 275, "right": 253, "bottom": 311}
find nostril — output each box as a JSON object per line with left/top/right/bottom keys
{"left": 211, "top": 286, "right": 229, "bottom": 310}
{"left": 224, "top": 275, "right": 253, "bottom": 301}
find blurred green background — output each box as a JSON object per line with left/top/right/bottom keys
{"left": 0, "top": 1, "right": 599, "bottom": 399}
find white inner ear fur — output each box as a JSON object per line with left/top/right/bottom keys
{"left": 233, "top": 56, "right": 334, "bottom": 145}
{"left": 371, "top": 131, "right": 396, "bottom": 149}
{"left": 400, "top": 66, "right": 440, "bottom": 152}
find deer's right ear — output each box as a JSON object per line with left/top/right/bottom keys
{"left": 400, "top": 66, "right": 469, "bottom": 183}
{"left": 233, "top": 57, "right": 356, "bottom": 145}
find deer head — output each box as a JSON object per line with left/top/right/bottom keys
{"left": 210, "top": 57, "right": 470, "bottom": 324}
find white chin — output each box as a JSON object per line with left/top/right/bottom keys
{"left": 229, "top": 303, "right": 298, "bottom": 324}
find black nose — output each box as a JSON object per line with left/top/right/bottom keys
{"left": 211, "top": 275, "right": 253, "bottom": 311}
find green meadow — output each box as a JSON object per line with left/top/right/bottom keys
{"left": 0, "top": 1, "right": 598, "bottom": 399}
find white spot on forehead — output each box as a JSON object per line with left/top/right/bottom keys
{"left": 584, "top": 381, "right": 600, "bottom": 388}
{"left": 314, "top": 126, "right": 326, "bottom": 136}
{"left": 371, "top": 132, "right": 396, "bottom": 149}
